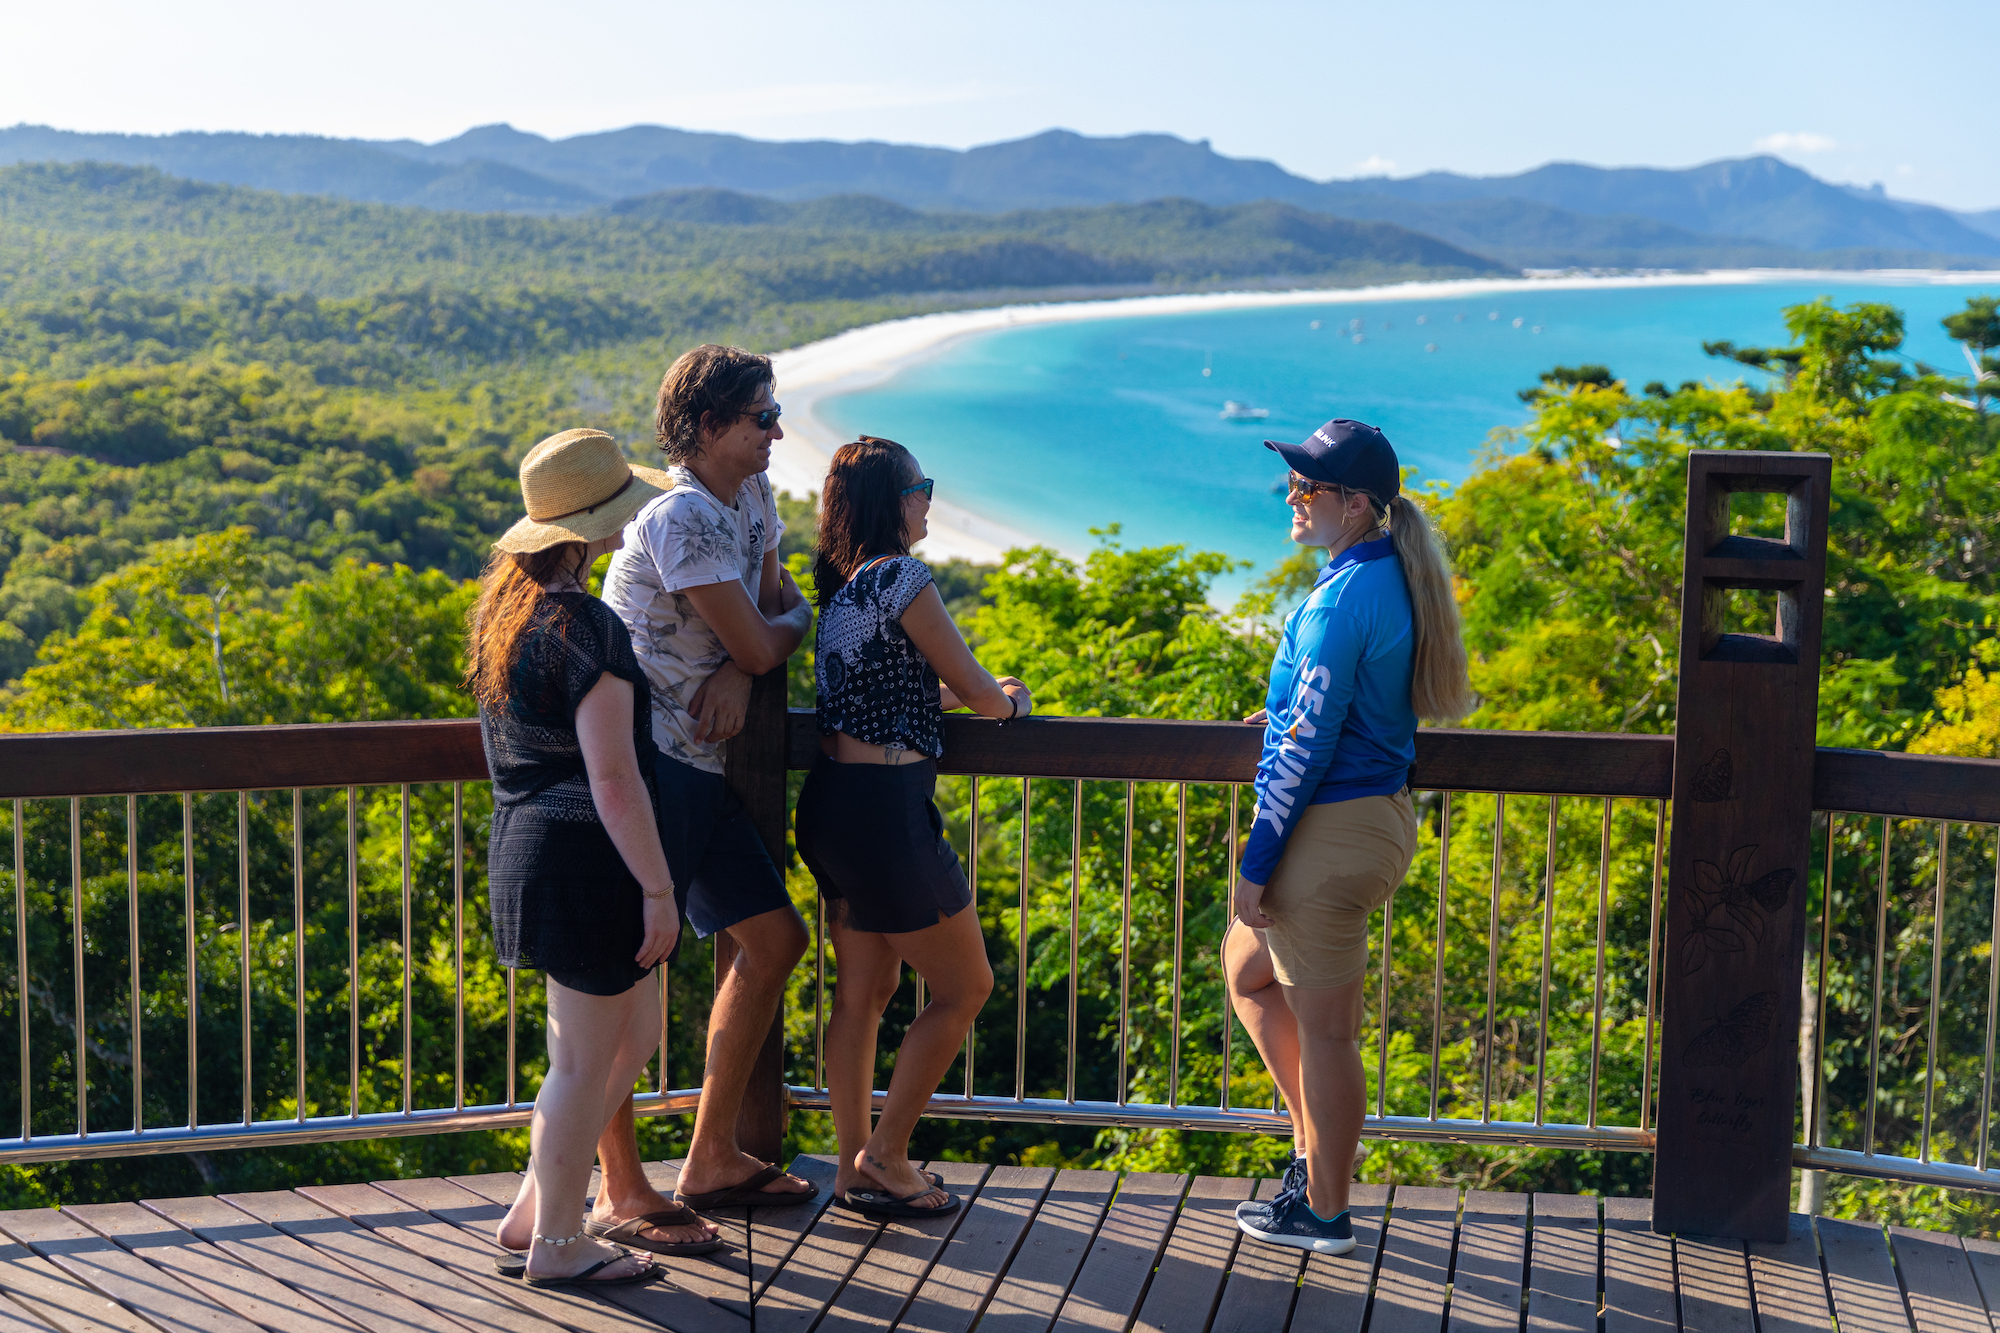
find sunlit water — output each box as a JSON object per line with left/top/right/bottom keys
{"left": 815, "top": 277, "right": 1995, "bottom": 587}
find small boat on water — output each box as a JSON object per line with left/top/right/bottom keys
{"left": 1220, "top": 400, "right": 1271, "bottom": 421}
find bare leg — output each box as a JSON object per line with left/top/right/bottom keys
{"left": 504, "top": 978, "right": 654, "bottom": 1282}
{"left": 1284, "top": 977, "right": 1368, "bottom": 1221}
{"left": 590, "top": 974, "right": 719, "bottom": 1245}
{"left": 822, "top": 905, "right": 903, "bottom": 1199}
{"left": 1222, "top": 921, "right": 1304, "bottom": 1127}
{"left": 850, "top": 905, "right": 992, "bottom": 1208}
{"left": 677, "top": 905, "right": 816, "bottom": 1198}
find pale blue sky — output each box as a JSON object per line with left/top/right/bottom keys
{"left": 8, "top": 0, "right": 1996, "bottom": 209}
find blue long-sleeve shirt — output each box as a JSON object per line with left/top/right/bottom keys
{"left": 1239, "top": 537, "right": 1417, "bottom": 885}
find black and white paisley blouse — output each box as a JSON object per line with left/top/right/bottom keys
{"left": 814, "top": 556, "right": 945, "bottom": 759}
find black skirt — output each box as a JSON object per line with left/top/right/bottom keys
{"left": 794, "top": 754, "right": 971, "bottom": 934}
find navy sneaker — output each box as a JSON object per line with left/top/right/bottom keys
{"left": 1235, "top": 1152, "right": 1308, "bottom": 1227}
{"left": 1236, "top": 1181, "right": 1356, "bottom": 1256}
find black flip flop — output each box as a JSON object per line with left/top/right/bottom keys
{"left": 842, "top": 1186, "right": 960, "bottom": 1219}
{"left": 494, "top": 1250, "right": 527, "bottom": 1277}
{"left": 679, "top": 1162, "right": 820, "bottom": 1211}
{"left": 586, "top": 1206, "right": 727, "bottom": 1257}
{"left": 521, "top": 1256, "right": 661, "bottom": 1289}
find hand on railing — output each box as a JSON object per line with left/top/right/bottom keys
{"left": 1243, "top": 708, "right": 1267, "bottom": 725}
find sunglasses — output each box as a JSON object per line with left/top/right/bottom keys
{"left": 740, "top": 402, "right": 783, "bottom": 431}
{"left": 1286, "top": 473, "right": 1341, "bottom": 503}
{"left": 900, "top": 478, "right": 935, "bottom": 501}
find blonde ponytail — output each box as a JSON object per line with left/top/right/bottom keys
{"left": 1385, "top": 494, "right": 1475, "bottom": 722}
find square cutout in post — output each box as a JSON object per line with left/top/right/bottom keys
{"left": 1702, "top": 470, "right": 1813, "bottom": 562}
{"left": 1700, "top": 581, "right": 1802, "bottom": 663}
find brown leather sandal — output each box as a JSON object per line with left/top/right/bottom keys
{"left": 677, "top": 1162, "right": 819, "bottom": 1211}
{"left": 583, "top": 1205, "right": 727, "bottom": 1255}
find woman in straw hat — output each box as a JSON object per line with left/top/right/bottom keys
{"left": 466, "top": 429, "right": 720, "bottom": 1288}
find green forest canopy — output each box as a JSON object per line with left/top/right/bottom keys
{"left": 1, "top": 162, "right": 1999, "bottom": 1231}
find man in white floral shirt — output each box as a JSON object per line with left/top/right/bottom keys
{"left": 596, "top": 345, "right": 817, "bottom": 1226}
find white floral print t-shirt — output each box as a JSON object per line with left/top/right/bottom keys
{"left": 600, "top": 466, "right": 783, "bottom": 774}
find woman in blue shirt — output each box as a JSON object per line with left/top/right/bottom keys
{"left": 1228, "top": 418, "right": 1473, "bottom": 1255}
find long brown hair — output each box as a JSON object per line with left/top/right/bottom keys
{"left": 813, "top": 436, "right": 915, "bottom": 610}
{"left": 465, "top": 542, "right": 592, "bottom": 707}
{"left": 1342, "top": 487, "right": 1475, "bottom": 723}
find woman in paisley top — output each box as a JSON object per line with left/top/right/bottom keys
{"left": 795, "top": 436, "right": 1033, "bottom": 1219}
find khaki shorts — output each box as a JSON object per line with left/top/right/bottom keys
{"left": 1261, "top": 790, "right": 1419, "bottom": 990}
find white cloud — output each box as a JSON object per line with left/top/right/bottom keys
{"left": 1350, "top": 155, "right": 1398, "bottom": 175}
{"left": 1895, "top": 163, "right": 1917, "bottom": 177}
{"left": 1753, "top": 132, "right": 1837, "bottom": 154}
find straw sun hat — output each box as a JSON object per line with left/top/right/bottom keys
{"left": 494, "top": 429, "right": 673, "bottom": 553}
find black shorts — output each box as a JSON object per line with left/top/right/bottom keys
{"left": 653, "top": 753, "right": 794, "bottom": 940}
{"left": 794, "top": 754, "right": 971, "bottom": 935}
{"left": 546, "top": 963, "right": 656, "bottom": 996}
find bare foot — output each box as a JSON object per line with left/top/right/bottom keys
{"left": 525, "top": 1235, "right": 654, "bottom": 1283}
{"left": 850, "top": 1148, "right": 946, "bottom": 1210}
{"left": 677, "top": 1149, "right": 813, "bottom": 1200}
{"left": 589, "top": 1190, "right": 720, "bottom": 1247}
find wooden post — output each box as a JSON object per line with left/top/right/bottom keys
{"left": 720, "top": 663, "right": 792, "bottom": 1164}
{"left": 1653, "top": 449, "right": 1831, "bottom": 1241}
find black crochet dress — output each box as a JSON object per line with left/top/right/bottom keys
{"left": 479, "top": 593, "right": 658, "bottom": 974}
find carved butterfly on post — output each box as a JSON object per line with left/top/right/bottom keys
{"left": 1691, "top": 749, "right": 1733, "bottom": 802}
{"left": 1680, "top": 845, "right": 1795, "bottom": 973}
{"left": 1682, "top": 990, "right": 1783, "bottom": 1068}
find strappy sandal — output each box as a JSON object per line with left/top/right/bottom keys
{"left": 584, "top": 1206, "right": 727, "bottom": 1256}
{"left": 678, "top": 1162, "right": 819, "bottom": 1211}
{"left": 522, "top": 1255, "right": 661, "bottom": 1289}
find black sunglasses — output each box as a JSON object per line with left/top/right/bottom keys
{"left": 900, "top": 477, "right": 935, "bottom": 501}
{"left": 740, "top": 402, "right": 783, "bottom": 431}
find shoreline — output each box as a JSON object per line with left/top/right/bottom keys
{"left": 765, "top": 267, "right": 2000, "bottom": 564}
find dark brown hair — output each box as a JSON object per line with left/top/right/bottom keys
{"left": 464, "top": 543, "right": 592, "bottom": 707}
{"left": 654, "top": 344, "right": 775, "bottom": 466}
{"left": 813, "top": 436, "right": 917, "bottom": 610}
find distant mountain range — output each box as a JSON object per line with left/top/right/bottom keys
{"left": 3, "top": 122, "right": 1997, "bottom": 271}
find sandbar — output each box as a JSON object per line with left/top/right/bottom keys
{"left": 766, "top": 268, "right": 2000, "bottom": 563}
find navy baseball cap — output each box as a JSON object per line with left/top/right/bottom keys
{"left": 1265, "top": 418, "right": 1401, "bottom": 502}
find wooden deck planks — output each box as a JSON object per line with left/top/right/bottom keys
{"left": 1676, "top": 1235, "right": 1755, "bottom": 1333}
{"left": 1450, "top": 1191, "right": 1529, "bottom": 1333}
{"left": 975, "top": 1169, "right": 1118, "bottom": 1333}
{"left": 69, "top": 1199, "right": 368, "bottom": 1333}
{"left": 1369, "top": 1185, "right": 1459, "bottom": 1333}
{"left": 1892, "top": 1226, "right": 1990, "bottom": 1333}
{"left": 1207, "top": 1177, "right": 1303, "bottom": 1333}
{"left": 1526, "top": 1193, "right": 1599, "bottom": 1333}
{"left": 812, "top": 1160, "right": 990, "bottom": 1333}
{"left": 1129, "top": 1176, "right": 1252, "bottom": 1333}
{"left": 1820, "top": 1218, "right": 1918, "bottom": 1333}
{"left": 0, "top": 1236, "right": 155, "bottom": 1333}
{"left": 1746, "top": 1214, "right": 1835, "bottom": 1333}
{"left": 1602, "top": 1196, "right": 1675, "bottom": 1333}
{"left": 1289, "top": 1183, "right": 1388, "bottom": 1333}
{"left": 1048, "top": 1172, "right": 1186, "bottom": 1333}
{"left": 0, "top": 1207, "right": 263, "bottom": 1333}
{"left": 896, "top": 1166, "right": 1054, "bottom": 1333}
{"left": 130, "top": 1194, "right": 439, "bottom": 1333}
{"left": 222, "top": 1188, "right": 557, "bottom": 1333}
{"left": 1961, "top": 1237, "right": 2000, "bottom": 1332}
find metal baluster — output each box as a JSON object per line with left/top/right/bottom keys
{"left": 1016, "top": 778, "right": 1030, "bottom": 1105}
{"left": 506, "top": 968, "right": 517, "bottom": 1108}
{"left": 452, "top": 783, "right": 464, "bottom": 1114}
{"left": 294, "top": 790, "right": 306, "bottom": 1122}
{"left": 1534, "top": 797, "right": 1558, "bottom": 1127}
{"left": 185, "top": 792, "right": 197, "bottom": 1131}
{"left": 346, "top": 787, "right": 358, "bottom": 1119}
{"left": 1169, "top": 783, "right": 1186, "bottom": 1110}
{"left": 1811, "top": 814, "right": 1835, "bottom": 1149}
{"left": 1067, "top": 781, "right": 1081, "bottom": 1104}
{"left": 1640, "top": 800, "right": 1665, "bottom": 1134}
{"left": 1220, "top": 784, "right": 1235, "bottom": 1114}
{"left": 658, "top": 944, "right": 671, "bottom": 1096}
{"left": 400, "top": 785, "right": 412, "bottom": 1117}
{"left": 1427, "top": 793, "right": 1451, "bottom": 1123}
{"left": 128, "top": 795, "right": 142, "bottom": 1134}
{"left": 71, "top": 798, "right": 84, "bottom": 1138}
{"left": 15, "top": 799, "right": 28, "bottom": 1140}
{"left": 239, "top": 792, "right": 251, "bottom": 1128}
{"left": 1980, "top": 823, "right": 2000, "bottom": 1172}
{"left": 1376, "top": 892, "right": 1393, "bottom": 1120}
{"left": 1864, "top": 818, "right": 1890, "bottom": 1156}
{"left": 965, "top": 776, "right": 979, "bottom": 1099}
{"left": 1587, "top": 798, "right": 1611, "bottom": 1130}
{"left": 1920, "top": 822, "right": 1948, "bottom": 1163}
{"left": 814, "top": 892, "right": 826, "bottom": 1093}
{"left": 1483, "top": 794, "right": 1504, "bottom": 1123}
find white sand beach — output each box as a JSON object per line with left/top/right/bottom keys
{"left": 766, "top": 268, "right": 2000, "bottom": 563}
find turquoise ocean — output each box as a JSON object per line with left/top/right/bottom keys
{"left": 814, "top": 277, "right": 1997, "bottom": 586}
